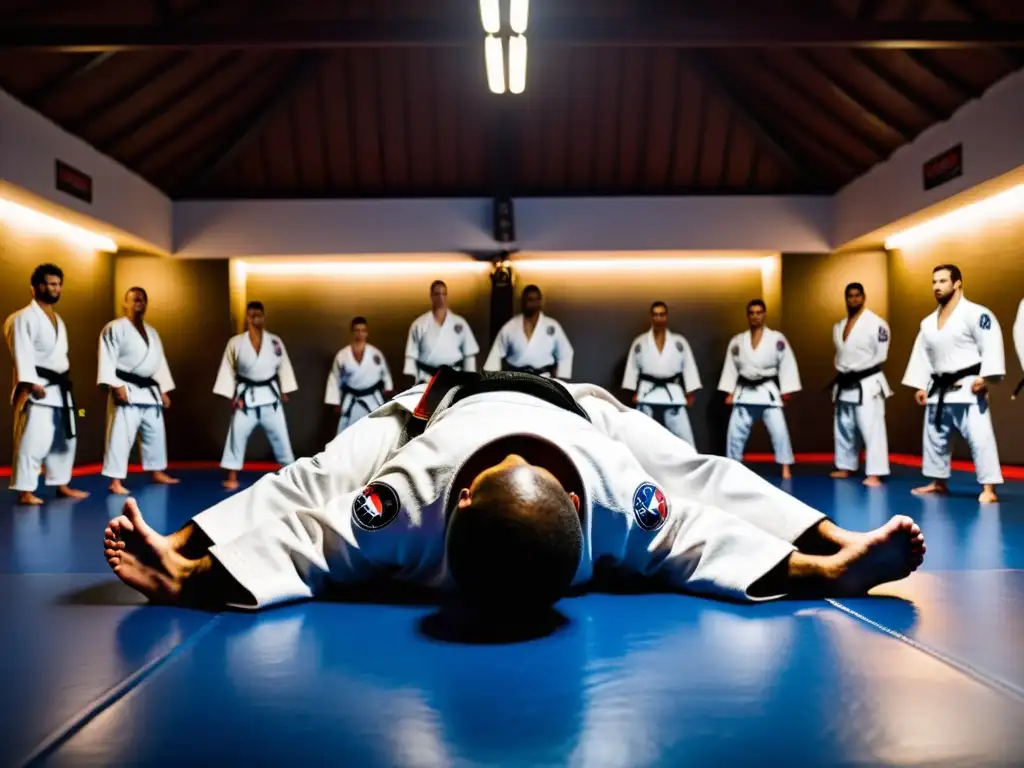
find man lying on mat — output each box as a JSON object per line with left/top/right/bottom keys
{"left": 103, "top": 369, "right": 926, "bottom": 612}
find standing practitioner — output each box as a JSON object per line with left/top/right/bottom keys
{"left": 4, "top": 264, "right": 88, "bottom": 504}
{"left": 829, "top": 283, "right": 892, "bottom": 486}
{"left": 98, "top": 287, "right": 178, "bottom": 495}
{"left": 325, "top": 316, "right": 393, "bottom": 434}
{"left": 718, "top": 300, "right": 801, "bottom": 479}
{"left": 902, "top": 265, "right": 1005, "bottom": 504}
{"left": 621, "top": 301, "right": 701, "bottom": 446}
{"left": 484, "top": 285, "right": 573, "bottom": 379}
{"left": 1012, "top": 298, "right": 1023, "bottom": 400}
{"left": 404, "top": 280, "right": 479, "bottom": 384}
{"left": 213, "top": 301, "right": 298, "bottom": 491}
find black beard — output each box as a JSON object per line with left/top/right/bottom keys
{"left": 36, "top": 292, "right": 59, "bottom": 305}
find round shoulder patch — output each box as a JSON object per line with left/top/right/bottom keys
{"left": 675, "top": 340, "right": 684, "bottom": 352}
{"left": 373, "top": 353, "right": 382, "bottom": 365}
{"left": 352, "top": 483, "right": 401, "bottom": 532}
{"left": 272, "top": 339, "right": 283, "bottom": 357}
{"left": 632, "top": 482, "right": 669, "bottom": 532}
{"left": 546, "top": 325, "right": 556, "bottom": 336}
{"left": 634, "top": 343, "right": 642, "bottom": 355}
{"left": 776, "top": 339, "right": 786, "bottom": 351}
{"left": 731, "top": 345, "right": 739, "bottom": 356}
{"left": 877, "top": 325, "right": 889, "bottom": 343}
{"left": 454, "top": 323, "right": 464, "bottom": 334}
{"left": 979, "top": 313, "right": 991, "bottom": 330}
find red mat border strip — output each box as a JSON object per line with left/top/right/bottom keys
{"left": 1, "top": 454, "right": 1022, "bottom": 479}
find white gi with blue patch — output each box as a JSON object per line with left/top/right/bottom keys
{"left": 483, "top": 313, "right": 574, "bottom": 379}
{"left": 403, "top": 311, "right": 480, "bottom": 384}
{"left": 621, "top": 329, "right": 701, "bottom": 447}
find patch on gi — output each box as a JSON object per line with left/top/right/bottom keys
{"left": 272, "top": 339, "right": 283, "bottom": 357}
{"left": 878, "top": 325, "right": 889, "bottom": 342}
{"left": 547, "top": 325, "right": 556, "bottom": 336}
{"left": 731, "top": 345, "right": 739, "bottom": 356}
{"left": 675, "top": 340, "right": 684, "bottom": 352}
{"left": 634, "top": 343, "right": 642, "bottom": 354}
{"left": 979, "top": 313, "right": 991, "bottom": 330}
{"left": 352, "top": 483, "right": 401, "bottom": 531}
{"left": 776, "top": 339, "right": 786, "bottom": 351}
{"left": 454, "top": 324, "right": 464, "bottom": 334}
{"left": 373, "top": 354, "right": 381, "bottom": 365}
{"left": 632, "top": 482, "right": 669, "bottom": 532}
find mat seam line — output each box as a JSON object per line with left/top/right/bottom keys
{"left": 825, "top": 598, "right": 1024, "bottom": 706}
{"left": 16, "top": 614, "right": 223, "bottom": 768}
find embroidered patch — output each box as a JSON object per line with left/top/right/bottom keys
{"left": 979, "top": 313, "right": 991, "bottom": 330}
{"left": 373, "top": 354, "right": 381, "bottom": 365}
{"left": 878, "top": 325, "right": 889, "bottom": 343}
{"left": 454, "top": 324, "right": 464, "bottom": 334}
{"left": 731, "top": 345, "right": 739, "bottom": 356}
{"left": 632, "top": 482, "right": 669, "bottom": 532}
{"left": 776, "top": 340, "right": 786, "bottom": 351}
{"left": 675, "top": 340, "right": 684, "bottom": 352}
{"left": 352, "top": 483, "right": 401, "bottom": 531}
{"left": 547, "top": 325, "right": 556, "bottom": 336}
{"left": 272, "top": 340, "right": 283, "bottom": 357}
{"left": 634, "top": 343, "right": 642, "bottom": 355}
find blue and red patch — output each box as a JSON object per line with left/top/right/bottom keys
{"left": 632, "top": 482, "right": 669, "bottom": 532}
{"left": 352, "top": 483, "right": 401, "bottom": 532}
{"left": 272, "top": 339, "right": 283, "bottom": 357}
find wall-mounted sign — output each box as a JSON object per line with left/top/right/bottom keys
{"left": 922, "top": 144, "right": 963, "bottom": 191}
{"left": 55, "top": 160, "right": 93, "bottom": 203}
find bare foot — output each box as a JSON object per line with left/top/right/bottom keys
{"left": 109, "top": 479, "right": 130, "bottom": 495}
{"left": 781, "top": 465, "right": 792, "bottom": 480}
{"left": 16, "top": 492, "right": 43, "bottom": 505}
{"left": 830, "top": 469, "right": 851, "bottom": 479}
{"left": 152, "top": 471, "right": 180, "bottom": 485}
{"left": 912, "top": 481, "right": 948, "bottom": 497}
{"left": 222, "top": 480, "right": 240, "bottom": 491}
{"left": 831, "top": 516, "right": 923, "bottom": 596}
{"left": 978, "top": 489, "right": 999, "bottom": 504}
{"left": 57, "top": 485, "right": 90, "bottom": 499}
{"left": 862, "top": 476, "right": 882, "bottom": 487}
{"left": 104, "top": 499, "right": 191, "bottom": 603}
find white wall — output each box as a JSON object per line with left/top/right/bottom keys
{"left": 834, "top": 67, "right": 1024, "bottom": 248}
{"left": 174, "top": 195, "right": 832, "bottom": 257}
{"left": 0, "top": 90, "right": 172, "bottom": 253}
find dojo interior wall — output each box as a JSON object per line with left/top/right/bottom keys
{"left": 0, "top": 218, "right": 114, "bottom": 464}
{"left": 241, "top": 262, "right": 493, "bottom": 456}
{"left": 886, "top": 217, "right": 1024, "bottom": 465}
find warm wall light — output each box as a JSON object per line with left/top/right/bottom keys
{"left": 0, "top": 197, "right": 118, "bottom": 253}
{"left": 238, "top": 260, "right": 493, "bottom": 277}
{"left": 510, "top": 0, "right": 529, "bottom": 34}
{"left": 885, "top": 183, "right": 1024, "bottom": 250}
{"left": 508, "top": 35, "right": 527, "bottom": 94}
{"left": 479, "top": 0, "right": 501, "bottom": 34}
{"left": 509, "top": 256, "right": 776, "bottom": 272}
{"left": 485, "top": 35, "right": 506, "bottom": 94}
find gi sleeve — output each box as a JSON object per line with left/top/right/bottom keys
{"left": 620, "top": 341, "right": 640, "bottom": 391}
{"left": 462, "top": 354, "right": 477, "bottom": 374}
{"left": 276, "top": 339, "right": 299, "bottom": 393}
{"left": 97, "top": 323, "right": 126, "bottom": 389}
{"left": 680, "top": 338, "right": 702, "bottom": 393}
{"left": 4, "top": 313, "right": 43, "bottom": 389}
{"left": 1014, "top": 299, "right": 1024, "bottom": 370}
{"left": 212, "top": 340, "right": 238, "bottom": 399}
{"left": 324, "top": 353, "right": 342, "bottom": 406}
{"left": 552, "top": 322, "right": 574, "bottom": 380}
{"left": 403, "top": 321, "right": 420, "bottom": 378}
{"left": 155, "top": 350, "right": 175, "bottom": 393}
{"left": 381, "top": 355, "right": 394, "bottom": 392}
{"left": 970, "top": 307, "right": 1005, "bottom": 380}
{"left": 870, "top": 318, "right": 891, "bottom": 367}
{"left": 460, "top": 321, "right": 481, "bottom": 360}
{"left": 901, "top": 329, "right": 931, "bottom": 391}
{"left": 777, "top": 335, "right": 801, "bottom": 394}
{"left": 482, "top": 326, "right": 507, "bottom": 373}
{"left": 717, "top": 340, "right": 739, "bottom": 394}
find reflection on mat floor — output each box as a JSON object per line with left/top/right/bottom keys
{"left": 1, "top": 468, "right": 1023, "bottom": 767}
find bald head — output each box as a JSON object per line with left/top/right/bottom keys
{"left": 447, "top": 456, "right": 583, "bottom": 612}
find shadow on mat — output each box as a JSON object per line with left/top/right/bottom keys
{"left": 57, "top": 579, "right": 148, "bottom": 606}
{"left": 418, "top": 602, "right": 570, "bottom": 645}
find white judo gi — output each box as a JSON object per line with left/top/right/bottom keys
{"left": 902, "top": 297, "right": 1005, "bottom": 485}
{"left": 830, "top": 309, "right": 892, "bottom": 477}
{"left": 213, "top": 332, "right": 298, "bottom": 471}
{"left": 324, "top": 344, "right": 393, "bottom": 434}
{"left": 483, "top": 313, "right": 574, "bottom": 379}
{"left": 1013, "top": 299, "right": 1024, "bottom": 399}
{"left": 4, "top": 302, "right": 77, "bottom": 492}
{"left": 191, "top": 377, "right": 826, "bottom": 610}
{"left": 97, "top": 318, "right": 175, "bottom": 480}
{"left": 718, "top": 328, "right": 801, "bottom": 465}
{"left": 404, "top": 312, "right": 480, "bottom": 384}
{"left": 621, "top": 329, "right": 701, "bottom": 446}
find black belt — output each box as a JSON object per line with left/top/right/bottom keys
{"left": 826, "top": 363, "right": 884, "bottom": 406}
{"left": 235, "top": 374, "right": 281, "bottom": 416}
{"left": 736, "top": 374, "right": 781, "bottom": 402}
{"left": 638, "top": 372, "right": 685, "bottom": 402}
{"left": 417, "top": 361, "right": 462, "bottom": 378}
{"left": 35, "top": 366, "right": 75, "bottom": 440}
{"left": 341, "top": 381, "right": 385, "bottom": 419}
{"left": 501, "top": 360, "right": 558, "bottom": 377}
{"left": 927, "top": 363, "right": 982, "bottom": 427}
{"left": 116, "top": 369, "right": 162, "bottom": 416}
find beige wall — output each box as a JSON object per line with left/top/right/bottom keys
{"left": 887, "top": 214, "right": 1024, "bottom": 464}
{"left": 0, "top": 218, "right": 114, "bottom": 464}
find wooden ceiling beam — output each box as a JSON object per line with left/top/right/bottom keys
{"left": 5, "top": 19, "right": 1024, "bottom": 52}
